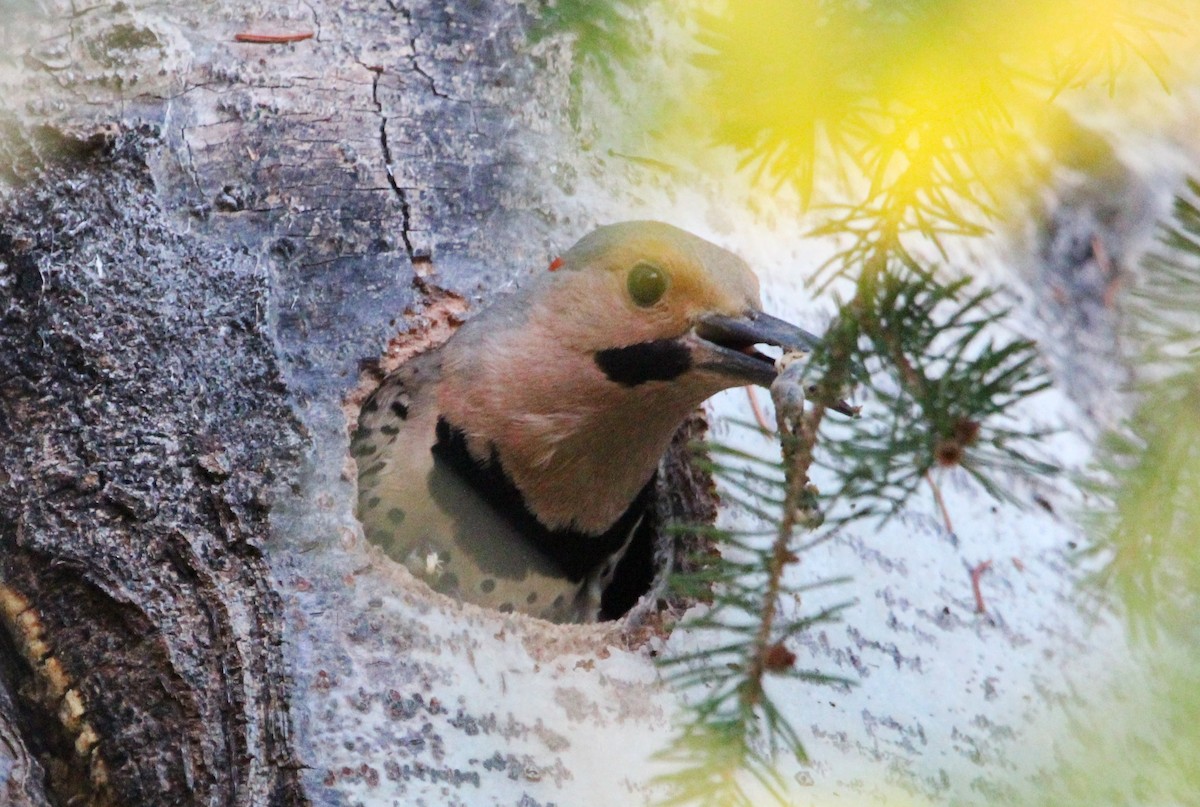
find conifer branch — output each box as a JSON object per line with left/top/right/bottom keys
{"left": 742, "top": 360, "right": 826, "bottom": 716}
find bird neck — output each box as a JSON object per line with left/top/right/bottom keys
{"left": 437, "top": 330, "right": 718, "bottom": 535}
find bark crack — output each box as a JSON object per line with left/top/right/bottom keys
{"left": 179, "top": 124, "right": 204, "bottom": 201}
{"left": 408, "top": 38, "right": 448, "bottom": 100}
{"left": 368, "top": 66, "right": 416, "bottom": 263}
{"left": 389, "top": 3, "right": 449, "bottom": 99}
{"left": 301, "top": 0, "right": 323, "bottom": 40}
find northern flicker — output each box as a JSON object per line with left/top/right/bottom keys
{"left": 353, "top": 221, "right": 818, "bottom": 623}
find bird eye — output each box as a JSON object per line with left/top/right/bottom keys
{"left": 627, "top": 262, "right": 668, "bottom": 307}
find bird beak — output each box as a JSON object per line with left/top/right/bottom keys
{"left": 689, "top": 310, "right": 822, "bottom": 387}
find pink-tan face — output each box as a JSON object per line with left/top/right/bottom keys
{"left": 439, "top": 219, "right": 816, "bottom": 426}
{"left": 537, "top": 221, "right": 763, "bottom": 352}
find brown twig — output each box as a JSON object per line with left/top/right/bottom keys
{"left": 743, "top": 402, "right": 825, "bottom": 706}
{"left": 969, "top": 560, "right": 992, "bottom": 614}
{"left": 234, "top": 31, "right": 315, "bottom": 44}
{"left": 742, "top": 352, "right": 828, "bottom": 708}
{"left": 925, "top": 470, "right": 954, "bottom": 535}
{"left": 746, "top": 385, "right": 773, "bottom": 432}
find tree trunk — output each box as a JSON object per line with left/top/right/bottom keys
{"left": 0, "top": 1, "right": 599, "bottom": 803}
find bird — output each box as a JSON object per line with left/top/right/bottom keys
{"left": 353, "top": 221, "right": 819, "bottom": 623}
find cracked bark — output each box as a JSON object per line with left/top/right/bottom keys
{"left": 0, "top": 2, "right": 712, "bottom": 805}
{"left": 369, "top": 65, "right": 418, "bottom": 261}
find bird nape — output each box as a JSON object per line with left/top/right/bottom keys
{"left": 352, "top": 221, "right": 819, "bottom": 623}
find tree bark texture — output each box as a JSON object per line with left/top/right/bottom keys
{"left": 0, "top": 127, "right": 310, "bottom": 805}
{"left": 0, "top": 1, "right": 610, "bottom": 804}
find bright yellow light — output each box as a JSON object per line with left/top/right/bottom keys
{"left": 680, "top": 0, "right": 1195, "bottom": 227}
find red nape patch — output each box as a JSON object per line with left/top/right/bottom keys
{"left": 548, "top": 256, "right": 565, "bottom": 272}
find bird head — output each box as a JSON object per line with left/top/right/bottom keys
{"left": 543, "top": 220, "right": 819, "bottom": 390}
{"left": 438, "top": 221, "right": 819, "bottom": 534}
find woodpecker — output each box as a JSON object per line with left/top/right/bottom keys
{"left": 353, "top": 221, "right": 818, "bottom": 623}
